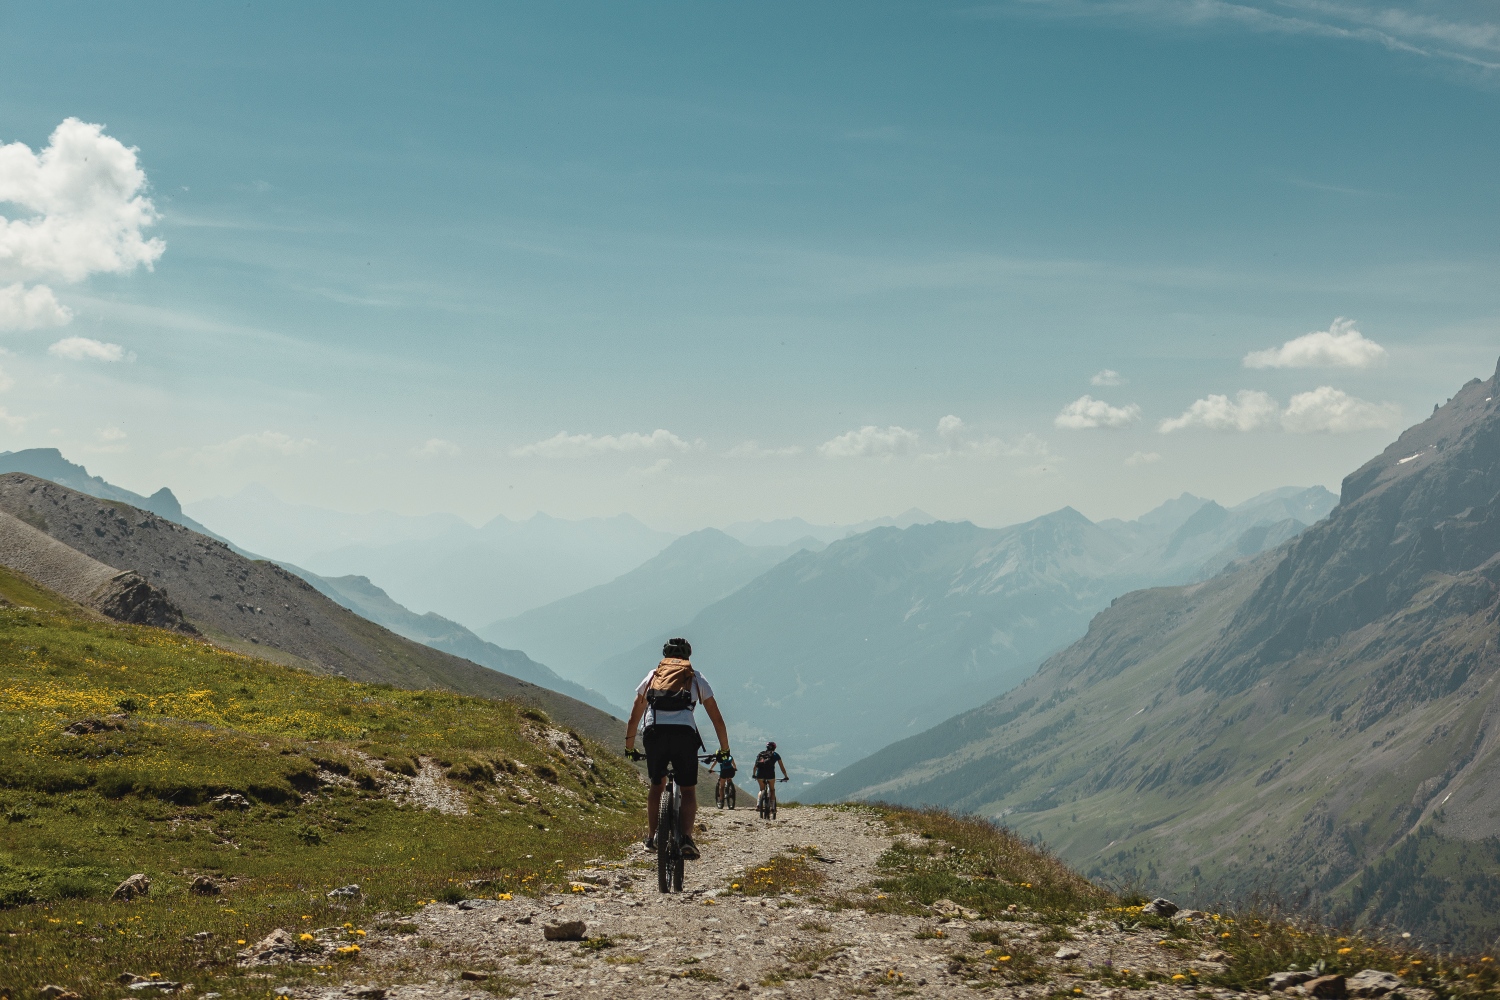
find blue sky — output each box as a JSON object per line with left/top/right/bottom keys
{"left": 1, "top": 1, "right": 1496, "bottom": 531}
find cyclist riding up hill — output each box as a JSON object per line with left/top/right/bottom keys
{"left": 624, "top": 637, "right": 730, "bottom": 861}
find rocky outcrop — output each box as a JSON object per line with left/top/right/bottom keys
{"left": 0, "top": 508, "right": 195, "bottom": 633}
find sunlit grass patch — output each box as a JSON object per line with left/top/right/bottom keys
{"left": 727, "top": 853, "right": 826, "bottom": 897}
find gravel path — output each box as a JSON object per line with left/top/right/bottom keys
{"left": 283, "top": 805, "right": 1233, "bottom": 1000}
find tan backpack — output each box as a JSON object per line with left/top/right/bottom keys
{"left": 646, "top": 657, "right": 695, "bottom": 712}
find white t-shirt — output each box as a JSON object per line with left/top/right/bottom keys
{"left": 636, "top": 668, "right": 714, "bottom": 733}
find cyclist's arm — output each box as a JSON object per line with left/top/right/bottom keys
{"left": 624, "top": 692, "right": 647, "bottom": 751}
{"left": 701, "top": 696, "right": 730, "bottom": 756}
{"left": 778, "top": 758, "right": 790, "bottom": 780}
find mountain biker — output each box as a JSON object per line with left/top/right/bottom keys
{"left": 714, "top": 752, "right": 738, "bottom": 806}
{"left": 624, "top": 637, "right": 729, "bottom": 861}
{"left": 753, "top": 741, "right": 789, "bottom": 813}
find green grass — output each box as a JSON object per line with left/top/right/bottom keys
{"left": 0, "top": 566, "right": 647, "bottom": 998}
{"left": 858, "top": 805, "right": 1114, "bottom": 918}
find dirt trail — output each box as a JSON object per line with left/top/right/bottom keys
{"left": 305, "top": 805, "right": 1223, "bottom": 1000}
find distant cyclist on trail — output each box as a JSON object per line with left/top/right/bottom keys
{"left": 624, "top": 637, "right": 730, "bottom": 861}
{"left": 713, "top": 751, "right": 738, "bottom": 806}
{"left": 754, "top": 741, "right": 790, "bottom": 812}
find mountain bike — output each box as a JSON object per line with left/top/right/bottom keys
{"left": 715, "top": 775, "right": 736, "bottom": 810}
{"left": 756, "top": 778, "right": 788, "bottom": 820}
{"left": 627, "top": 749, "right": 720, "bottom": 892}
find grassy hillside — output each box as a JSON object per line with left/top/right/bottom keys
{"left": 0, "top": 473, "right": 623, "bottom": 746}
{"left": 0, "top": 565, "right": 646, "bottom": 997}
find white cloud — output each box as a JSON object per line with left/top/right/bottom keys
{"left": 0, "top": 366, "right": 12, "bottom": 391}
{"left": 1159, "top": 390, "right": 1280, "bottom": 432}
{"left": 1243, "top": 318, "right": 1387, "bottom": 369}
{"left": 1054, "top": 395, "right": 1141, "bottom": 429}
{"left": 1090, "top": 369, "right": 1124, "bottom": 386}
{"left": 92, "top": 426, "right": 128, "bottom": 453}
{"left": 48, "top": 336, "right": 125, "bottom": 361}
{"left": 512, "top": 428, "right": 691, "bottom": 459}
{"left": 172, "top": 431, "right": 319, "bottom": 462}
{"left": 1158, "top": 386, "right": 1399, "bottom": 434}
{"left": 818, "top": 425, "right": 920, "bottom": 459}
{"left": 0, "top": 282, "right": 71, "bottom": 330}
{"left": 0, "top": 118, "right": 164, "bottom": 284}
{"left": 1125, "top": 451, "right": 1162, "bottom": 466}
{"left": 0, "top": 119, "right": 164, "bottom": 332}
{"left": 726, "top": 441, "right": 804, "bottom": 458}
{"left": 925, "top": 416, "right": 1053, "bottom": 464}
{"left": 1281, "top": 386, "right": 1401, "bottom": 433}
{"left": 0, "top": 407, "right": 25, "bottom": 432}
{"left": 413, "top": 437, "right": 460, "bottom": 458}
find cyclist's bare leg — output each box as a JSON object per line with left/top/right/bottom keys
{"left": 680, "top": 786, "right": 698, "bottom": 837}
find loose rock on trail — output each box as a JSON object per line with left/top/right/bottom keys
{"left": 278, "top": 806, "right": 1274, "bottom": 999}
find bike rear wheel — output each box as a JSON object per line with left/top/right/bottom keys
{"left": 727, "top": 783, "right": 735, "bottom": 809}
{"left": 656, "top": 781, "right": 675, "bottom": 893}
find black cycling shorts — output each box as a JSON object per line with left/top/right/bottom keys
{"left": 643, "top": 724, "right": 702, "bottom": 787}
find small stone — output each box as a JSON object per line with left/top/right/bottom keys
{"left": 1267, "top": 972, "right": 1315, "bottom": 991}
{"left": 516, "top": 914, "right": 533, "bottom": 924}
{"left": 327, "top": 884, "right": 363, "bottom": 900}
{"left": 192, "top": 931, "right": 214, "bottom": 942}
{"left": 460, "top": 971, "right": 489, "bottom": 981}
{"left": 456, "top": 898, "right": 494, "bottom": 910}
{"left": 347, "top": 989, "right": 386, "bottom": 999}
{"left": 1055, "top": 946, "right": 1082, "bottom": 960}
{"left": 38, "top": 987, "right": 80, "bottom": 1000}
{"left": 210, "top": 793, "right": 250, "bottom": 810}
{"left": 119, "top": 974, "right": 149, "bottom": 986}
{"left": 1140, "top": 898, "right": 1178, "bottom": 917}
{"left": 189, "top": 876, "right": 220, "bottom": 896}
{"left": 112, "top": 873, "right": 152, "bottom": 901}
{"left": 1177, "top": 909, "right": 1207, "bottom": 919}
{"left": 735, "top": 984, "right": 751, "bottom": 992}
{"left": 1199, "top": 950, "right": 1232, "bottom": 963}
{"left": 1305, "top": 974, "right": 1348, "bottom": 999}
{"left": 127, "top": 983, "right": 181, "bottom": 993}
{"left": 543, "top": 920, "right": 587, "bottom": 941}
{"left": 1346, "top": 971, "right": 1401, "bottom": 998}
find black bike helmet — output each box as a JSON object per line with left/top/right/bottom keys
{"left": 766, "top": 741, "right": 777, "bottom": 750}
{"left": 663, "top": 636, "right": 692, "bottom": 659}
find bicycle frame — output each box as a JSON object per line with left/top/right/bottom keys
{"left": 627, "top": 750, "right": 720, "bottom": 893}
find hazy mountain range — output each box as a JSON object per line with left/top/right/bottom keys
{"left": 479, "top": 528, "right": 823, "bottom": 684}
{"left": 288, "top": 567, "right": 622, "bottom": 716}
{"left": 807, "top": 358, "right": 1500, "bottom": 949}
{"left": 187, "top": 485, "right": 678, "bottom": 626}
{"left": 572, "top": 484, "right": 1335, "bottom": 779}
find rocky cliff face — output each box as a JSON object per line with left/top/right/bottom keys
{"left": 1182, "top": 358, "right": 1500, "bottom": 698}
